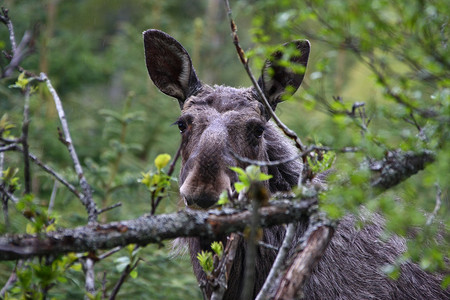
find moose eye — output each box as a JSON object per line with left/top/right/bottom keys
{"left": 254, "top": 125, "right": 265, "bottom": 139}
{"left": 178, "top": 121, "right": 187, "bottom": 133}
{"left": 247, "top": 121, "right": 265, "bottom": 140}
{"left": 173, "top": 120, "right": 188, "bottom": 133}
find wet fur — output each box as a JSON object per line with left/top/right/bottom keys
{"left": 144, "top": 29, "right": 449, "bottom": 300}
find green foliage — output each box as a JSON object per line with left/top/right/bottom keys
{"left": 196, "top": 241, "right": 224, "bottom": 276}
{"left": 230, "top": 165, "right": 272, "bottom": 193}
{"left": 1, "top": 167, "right": 20, "bottom": 192}
{"left": 140, "top": 153, "right": 174, "bottom": 202}
{"left": 8, "top": 72, "right": 38, "bottom": 93}
{"left": 217, "top": 190, "right": 230, "bottom": 206}
{"left": 196, "top": 251, "right": 214, "bottom": 276}
{"left": 0, "top": 114, "right": 16, "bottom": 139}
{"left": 244, "top": 0, "right": 449, "bottom": 280}
{"left": 307, "top": 148, "right": 335, "bottom": 174}
{"left": 211, "top": 241, "right": 224, "bottom": 259}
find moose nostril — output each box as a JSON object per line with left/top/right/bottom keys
{"left": 183, "top": 194, "right": 218, "bottom": 209}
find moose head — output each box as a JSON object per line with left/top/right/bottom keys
{"left": 143, "top": 29, "right": 309, "bottom": 210}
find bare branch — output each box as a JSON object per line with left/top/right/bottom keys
{"left": 0, "top": 184, "right": 18, "bottom": 204}
{"left": 21, "top": 147, "right": 82, "bottom": 199}
{"left": 370, "top": 150, "right": 435, "bottom": 190}
{"left": 98, "top": 202, "right": 122, "bottom": 215}
{"left": 0, "top": 144, "right": 18, "bottom": 152}
{"left": 2, "top": 30, "right": 33, "bottom": 78}
{"left": 242, "top": 182, "right": 269, "bottom": 300}
{"left": 0, "top": 199, "right": 316, "bottom": 261}
{"left": 223, "top": 0, "right": 306, "bottom": 153}
{"left": 40, "top": 73, "right": 98, "bottom": 223}
{"left": 82, "top": 255, "right": 96, "bottom": 299}
{"left": 48, "top": 181, "right": 58, "bottom": 214}
{"left": 21, "top": 86, "right": 31, "bottom": 194}
{"left": 0, "top": 8, "right": 16, "bottom": 52}
{"left": 109, "top": 257, "right": 141, "bottom": 300}
{"left": 210, "top": 233, "right": 241, "bottom": 300}
{"left": 255, "top": 223, "right": 297, "bottom": 300}
{"left": 97, "top": 246, "right": 122, "bottom": 261}
{"left": 426, "top": 183, "right": 442, "bottom": 226}
{"left": 0, "top": 8, "right": 35, "bottom": 78}
{"left": 151, "top": 141, "right": 182, "bottom": 215}
{"left": 273, "top": 225, "right": 334, "bottom": 300}
{"left": 0, "top": 260, "right": 22, "bottom": 298}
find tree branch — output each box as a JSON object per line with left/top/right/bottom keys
{"left": 40, "top": 73, "right": 98, "bottom": 223}
{"left": 223, "top": 0, "right": 306, "bottom": 153}
{"left": 210, "top": 233, "right": 241, "bottom": 300}
{"left": 1, "top": 7, "right": 33, "bottom": 78}
{"left": 82, "top": 255, "right": 96, "bottom": 299}
{"left": 255, "top": 223, "right": 297, "bottom": 300}
{"left": 273, "top": 224, "right": 334, "bottom": 300}
{"left": 0, "top": 199, "right": 316, "bottom": 261}
{"left": 21, "top": 86, "right": 31, "bottom": 194}
{"left": 370, "top": 150, "right": 435, "bottom": 190}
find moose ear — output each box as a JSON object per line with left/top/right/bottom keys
{"left": 257, "top": 40, "right": 310, "bottom": 112}
{"left": 143, "top": 29, "right": 202, "bottom": 108}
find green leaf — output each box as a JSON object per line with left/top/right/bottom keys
{"left": 211, "top": 241, "right": 223, "bottom": 258}
{"left": 229, "top": 166, "right": 246, "bottom": 178}
{"left": 217, "top": 190, "right": 229, "bottom": 206}
{"left": 258, "top": 172, "right": 273, "bottom": 181}
{"left": 130, "top": 269, "right": 138, "bottom": 279}
{"left": 234, "top": 182, "right": 246, "bottom": 193}
{"left": 155, "top": 154, "right": 171, "bottom": 171}
{"left": 115, "top": 256, "right": 130, "bottom": 272}
{"left": 196, "top": 251, "right": 214, "bottom": 275}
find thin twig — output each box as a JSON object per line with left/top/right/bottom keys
{"left": 151, "top": 142, "right": 182, "bottom": 215}
{"left": 97, "top": 246, "right": 122, "bottom": 261}
{"left": 210, "top": 233, "right": 241, "bottom": 300}
{"left": 0, "top": 144, "right": 19, "bottom": 152}
{"left": 0, "top": 184, "right": 18, "bottom": 203}
{"left": 82, "top": 256, "right": 96, "bottom": 300}
{"left": 98, "top": 202, "right": 122, "bottom": 215}
{"left": 40, "top": 73, "right": 98, "bottom": 223}
{"left": 241, "top": 196, "right": 261, "bottom": 300}
{"left": 223, "top": 0, "right": 306, "bottom": 153}
{"left": 2, "top": 30, "right": 33, "bottom": 78}
{"left": 426, "top": 183, "right": 442, "bottom": 226}
{"left": 109, "top": 258, "right": 141, "bottom": 300}
{"left": 0, "top": 142, "right": 4, "bottom": 173}
{"left": 231, "top": 145, "right": 332, "bottom": 167}
{"left": 101, "top": 271, "right": 108, "bottom": 299}
{"left": 1, "top": 151, "right": 9, "bottom": 229}
{"left": 255, "top": 223, "right": 297, "bottom": 300}
{"left": 21, "top": 85, "right": 31, "bottom": 194}
{"left": 0, "top": 8, "right": 16, "bottom": 53}
{"left": 12, "top": 144, "right": 83, "bottom": 200}
{"left": 48, "top": 180, "right": 58, "bottom": 215}
{"left": 0, "top": 8, "right": 34, "bottom": 78}
{"left": 0, "top": 260, "right": 22, "bottom": 298}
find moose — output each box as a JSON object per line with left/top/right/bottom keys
{"left": 143, "top": 29, "right": 448, "bottom": 299}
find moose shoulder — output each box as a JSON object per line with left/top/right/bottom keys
{"left": 143, "top": 29, "right": 448, "bottom": 300}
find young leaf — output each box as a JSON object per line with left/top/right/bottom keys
{"left": 155, "top": 153, "right": 171, "bottom": 171}
{"left": 211, "top": 241, "right": 223, "bottom": 258}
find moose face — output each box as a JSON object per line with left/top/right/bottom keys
{"left": 143, "top": 29, "right": 309, "bottom": 209}
{"left": 176, "top": 86, "right": 268, "bottom": 208}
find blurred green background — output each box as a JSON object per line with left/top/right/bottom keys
{"left": 1, "top": 0, "right": 448, "bottom": 298}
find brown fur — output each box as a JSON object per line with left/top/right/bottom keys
{"left": 144, "top": 29, "right": 449, "bottom": 299}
